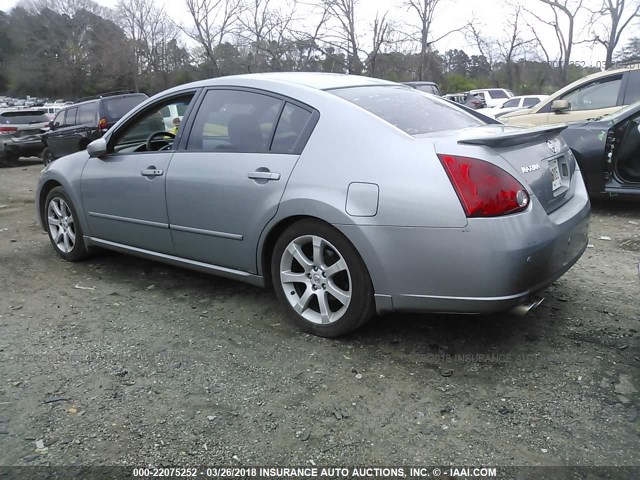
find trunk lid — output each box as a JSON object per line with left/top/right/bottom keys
{"left": 430, "top": 124, "right": 576, "bottom": 214}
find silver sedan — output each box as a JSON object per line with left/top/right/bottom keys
{"left": 36, "top": 73, "right": 590, "bottom": 337}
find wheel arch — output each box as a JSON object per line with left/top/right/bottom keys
{"left": 259, "top": 215, "right": 317, "bottom": 287}
{"left": 258, "top": 213, "right": 383, "bottom": 298}
{"left": 38, "top": 180, "right": 63, "bottom": 230}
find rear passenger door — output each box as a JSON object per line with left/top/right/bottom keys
{"left": 166, "top": 88, "right": 317, "bottom": 273}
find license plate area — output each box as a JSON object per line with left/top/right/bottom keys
{"left": 549, "top": 158, "right": 562, "bottom": 190}
{"left": 548, "top": 154, "right": 570, "bottom": 195}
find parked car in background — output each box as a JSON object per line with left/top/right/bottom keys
{"left": 402, "top": 81, "right": 442, "bottom": 96}
{"left": 501, "top": 66, "right": 640, "bottom": 127}
{"left": 42, "top": 103, "right": 63, "bottom": 121}
{"left": 36, "top": 72, "right": 589, "bottom": 337}
{"left": 467, "top": 88, "right": 514, "bottom": 107}
{"left": 482, "top": 95, "right": 549, "bottom": 118}
{"left": 0, "top": 109, "right": 49, "bottom": 163}
{"left": 443, "top": 93, "right": 467, "bottom": 104}
{"left": 41, "top": 91, "right": 148, "bottom": 165}
{"left": 463, "top": 92, "right": 487, "bottom": 109}
{"left": 561, "top": 100, "right": 640, "bottom": 199}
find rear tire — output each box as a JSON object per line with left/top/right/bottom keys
{"left": 271, "top": 219, "right": 375, "bottom": 337}
{"left": 44, "top": 186, "right": 91, "bottom": 262}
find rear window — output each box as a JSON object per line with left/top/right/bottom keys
{"left": 331, "top": 86, "right": 483, "bottom": 136}
{"left": 0, "top": 111, "right": 49, "bottom": 124}
{"left": 102, "top": 94, "right": 147, "bottom": 121}
{"left": 488, "top": 89, "right": 509, "bottom": 99}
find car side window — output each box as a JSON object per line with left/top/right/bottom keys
{"left": 53, "top": 111, "right": 64, "bottom": 127}
{"left": 561, "top": 75, "right": 622, "bottom": 111}
{"left": 77, "top": 103, "right": 97, "bottom": 125}
{"left": 187, "top": 90, "right": 284, "bottom": 153}
{"left": 522, "top": 97, "right": 539, "bottom": 107}
{"left": 110, "top": 94, "right": 195, "bottom": 154}
{"left": 623, "top": 70, "right": 640, "bottom": 105}
{"left": 416, "top": 85, "right": 435, "bottom": 94}
{"left": 64, "top": 108, "right": 77, "bottom": 127}
{"left": 502, "top": 98, "right": 520, "bottom": 108}
{"left": 271, "top": 103, "right": 313, "bottom": 154}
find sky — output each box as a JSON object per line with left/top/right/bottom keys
{"left": 0, "top": 0, "right": 633, "bottom": 67}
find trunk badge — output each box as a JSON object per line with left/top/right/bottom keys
{"left": 546, "top": 140, "right": 557, "bottom": 154}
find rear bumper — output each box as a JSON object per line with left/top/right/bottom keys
{"left": 1, "top": 136, "right": 44, "bottom": 157}
{"left": 337, "top": 175, "right": 591, "bottom": 315}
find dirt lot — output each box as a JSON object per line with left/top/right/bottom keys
{"left": 0, "top": 161, "right": 639, "bottom": 468}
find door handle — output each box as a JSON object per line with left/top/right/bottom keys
{"left": 141, "top": 168, "right": 164, "bottom": 177}
{"left": 247, "top": 171, "right": 280, "bottom": 181}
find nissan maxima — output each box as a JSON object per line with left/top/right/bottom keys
{"left": 36, "top": 73, "right": 590, "bottom": 337}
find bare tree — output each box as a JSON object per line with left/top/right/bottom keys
{"left": 587, "top": 0, "right": 640, "bottom": 68}
{"left": 238, "top": 0, "right": 300, "bottom": 71}
{"left": 18, "top": 0, "right": 110, "bottom": 17}
{"left": 525, "top": 0, "right": 585, "bottom": 83}
{"left": 403, "top": 0, "right": 461, "bottom": 80}
{"left": 367, "top": 11, "right": 393, "bottom": 77}
{"left": 181, "top": 0, "right": 245, "bottom": 75}
{"left": 118, "top": 0, "right": 181, "bottom": 90}
{"left": 465, "top": 20, "right": 499, "bottom": 84}
{"left": 322, "top": 0, "right": 362, "bottom": 74}
{"left": 288, "top": 1, "right": 332, "bottom": 70}
{"left": 497, "top": 5, "right": 533, "bottom": 89}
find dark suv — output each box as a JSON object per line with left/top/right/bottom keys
{"left": 41, "top": 92, "right": 148, "bottom": 165}
{"left": 402, "top": 81, "right": 442, "bottom": 96}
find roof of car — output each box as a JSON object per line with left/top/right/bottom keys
{"left": 403, "top": 81, "right": 438, "bottom": 86}
{"left": 0, "top": 108, "right": 47, "bottom": 114}
{"left": 169, "top": 72, "right": 398, "bottom": 93}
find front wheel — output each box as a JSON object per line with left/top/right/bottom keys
{"left": 271, "top": 219, "right": 375, "bottom": 337}
{"left": 42, "top": 148, "right": 55, "bottom": 166}
{"left": 44, "top": 186, "right": 91, "bottom": 261}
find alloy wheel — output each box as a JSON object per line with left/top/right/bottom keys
{"left": 279, "top": 235, "right": 352, "bottom": 325}
{"left": 47, "top": 197, "right": 76, "bottom": 254}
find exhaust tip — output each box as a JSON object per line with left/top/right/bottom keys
{"left": 509, "top": 297, "right": 545, "bottom": 316}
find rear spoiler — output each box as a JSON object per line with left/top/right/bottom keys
{"left": 457, "top": 124, "right": 568, "bottom": 148}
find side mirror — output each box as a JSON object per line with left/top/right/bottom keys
{"left": 87, "top": 138, "right": 107, "bottom": 158}
{"left": 552, "top": 99, "right": 571, "bottom": 113}
{"left": 48, "top": 121, "right": 54, "bottom": 129}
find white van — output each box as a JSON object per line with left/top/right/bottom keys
{"left": 467, "top": 88, "right": 514, "bottom": 108}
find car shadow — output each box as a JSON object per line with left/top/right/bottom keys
{"left": 0, "top": 156, "right": 43, "bottom": 168}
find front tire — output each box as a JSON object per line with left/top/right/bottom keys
{"left": 42, "top": 148, "right": 55, "bottom": 166}
{"left": 44, "top": 186, "right": 90, "bottom": 261}
{"left": 271, "top": 219, "right": 375, "bottom": 337}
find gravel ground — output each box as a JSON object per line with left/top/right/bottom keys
{"left": 0, "top": 161, "right": 639, "bottom": 468}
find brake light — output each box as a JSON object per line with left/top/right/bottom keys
{"left": 0, "top": 126, "right": 18, "bottom": 133}
{"left": 437, "top": 154, "right": 530, "bottom": 217}
{"left": 98, "top": 118, "right": 108, "bottom": 131}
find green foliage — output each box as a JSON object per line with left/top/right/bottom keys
{"left": 441, "top": 74, "right": 476, "bottom": 93}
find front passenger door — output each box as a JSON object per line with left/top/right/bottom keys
{"left": 551, "top": 74, "right": 624, "bottom": 124}
{"left": 81, "top": 94, "right": 197, "bottom": 254}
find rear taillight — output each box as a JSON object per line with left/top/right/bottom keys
{"left": 0, "top": 126, "right": 18, "bottom": 133}
{"left": 98, "top": 118, "right": 108, "bottom": 131}
{"left": 438, "top": 154, "right": 530, "bottom": 217}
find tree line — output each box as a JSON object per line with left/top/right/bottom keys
{"left": 0, "top": 0, "right": 639, "bottom": 100}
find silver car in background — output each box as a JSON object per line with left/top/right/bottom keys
{"left": 1, "top": 109, "right": 49, "bottom": 163}
{"left": 36, "top": 73, "right": 590, "bottom": 337}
